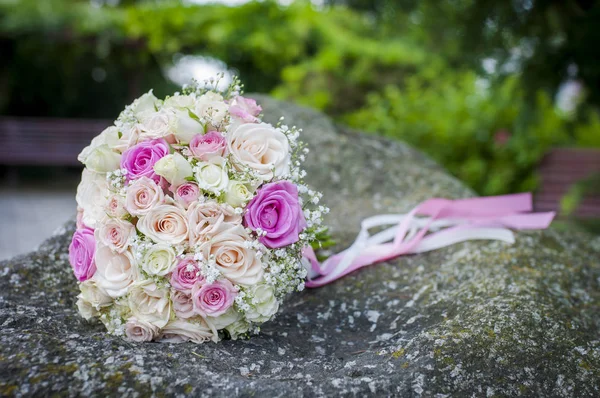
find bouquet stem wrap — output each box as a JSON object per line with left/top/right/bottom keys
{"left": 303, "top": 193, "right": 555, "bottom": 287}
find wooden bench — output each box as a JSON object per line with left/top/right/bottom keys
{"left": 535, "top": 148, "right": 600, "bottom": 218}
{"left": 0, "top": 117, "right": 112, "bottom": 166}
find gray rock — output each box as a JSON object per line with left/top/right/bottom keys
{"left": 1, "top": 95, "right": 599, "bottom": 397}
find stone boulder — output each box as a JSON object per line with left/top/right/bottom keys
{"left": 1, "top": 95, "right": 599, "bottom": 397}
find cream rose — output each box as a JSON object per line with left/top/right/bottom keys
{"left": 138, "top": 110, "right": 173, "bottom": 141}
{"left": 187, "top": 201, "right": 242, "bottom": 246}
{"left": 137, "top": 204, "right": 188, "bottom": 245}
{"left": 76, "top": 168, "right": 110, "bottom": 228}
{"left": 153, "top": 152, "right": 193, "bottom": 186}
{"left": 96, "top": 218, "right": 135, "bottom": 253}
{"left": 160, "top": 319, "right": 217, "bottom": 344}
{"left": 125, "top": 317, "right": 160, "bottom": 342}
{"left": 94, "top": 245, "right": 137, "bottom": 298}
{"left": 141, "top": 243, "right": 177, "bottom": 276}
{"left": 128, "top": 280, "right": 171, "bottom": 328}
{"left": 244, "top": 283, "right": 279, "bottom": 323}
{"left": 224, "top": 180, "right": 254, "bottom": 208}
{"left": 195, "top": 157, "right": 229, "bottom": 194}
{"left": 198, "top": 224, "right": 263, "bottom": 285}
{"left": 227, "top": 123, "right": 291, "bottom": 181}
{"left": 125, "top": 177, "right": 164, "bottom": 216}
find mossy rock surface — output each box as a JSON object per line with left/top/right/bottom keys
{"left": 1, "top": 95, "right": 599, "bottom": 397}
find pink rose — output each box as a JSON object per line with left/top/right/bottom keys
{"left": 170, "top": 256, "right": 203, "bottom": 292}
{"left": 68, "top": 228, "right": 97, "bottom": 282}
{"left": 171, "top": 289, "right": 195, "bottom": 319}
{"left": 192, "top": 279, "right": 237, "bottom": 317}
{"left": 229, "top": 96, "right": 262, "bottom": 123}
{"left": 106, "top": 195, "right": 128, "bottom": 219}
{"left": 125, "top": 177, "right": 164, "bottom": 216}
{"left": 96, "top": 218, "right": 135, "bottom": 253}
{"left": 125, "top": 317, "right": 159, "bottom": 342}
{"left": 244, "top": 181, "right": 306, "bottom": 248}
{"left": 120, "top": 138, "right": 169, "bottom": 183}
{"left": 189, "top": 131, "right": 227, "bottom": 161}
{"left": 174, "top": 182, "right": 201, "bottom": 209}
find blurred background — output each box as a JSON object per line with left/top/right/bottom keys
{"left": 1, "top": 0, "right": 599, "bottom": 259}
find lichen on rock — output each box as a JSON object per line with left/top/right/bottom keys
{"left": 1, "top": 95, "right": 599, "bottom": 397}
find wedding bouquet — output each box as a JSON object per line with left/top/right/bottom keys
{"left": 70, "top": 75, "right": 556, "bottom": 345}
{"left": 69, "top": 76, "right": 328, "bottom": 343}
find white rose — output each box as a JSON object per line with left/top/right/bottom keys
{"left": 141, "top": 243, "right": 177, "bottom": 276}
{"left": 96, "top": 218, "right": 135, "bottom": 253}
{"left": 195, "top": 157, "right": 229, "bottom": 194}
{"left": 112, "top": 123, "right": 141, "bottom": 153}
{"left": 187, "top": 201, "right": 242, "bottom": 246}
{"left": 128, "top": 279, "right": 171, "bottom": 328}
{"left": 208, "top": 307, "right": 241, "bottom": 330}
{"left": 244, "top": 283, "right": 279, "bottom": 323}
{"left": 163, "top": 94, "right": 197, "bottom": 110}
{"left": 125, "top": 177, "right": 164, "bottom": 216}
{"left": 227, "top": 123, "right": 291, "bottom": 181}
{"left": 76, "top": 296, "right": 96, "bottom": 321}
{"left": 125, "top": 317, "right": 159, "bottom": 342}
{"left": 83, "top": 144, "right": 121, "bottom": 173}
{"left": 171, "top": 108, "right": 203, "bottom": 144}
{"left": 77, "top": 126, "right": 120, "bottom": 164}
{"left": 137, "top": 204, "right": 188, "bottom": 245}
{"left": 76, "top": 168, "right": 110, "bottom": 228}
{"left": 195, "top": 91, "right": 228, "bottom": 127}
{"left": 199, "top": 224, "right": 263, "bottom": 285}
{"left": 94, "top": 244, "right": 137, "bottom": 298}
{"left": 153, "top": 152, "right": 193, "bottom": 186}
{"left": 133, "top": 90, "right": 159, "bottom": 117}
{"left": 224, "top": 180, "right": 254, "bottom": 208}
{"left": 79, "top": 280, "right": 113, "bottom": 309}
{"left": 76, "top": 279, "right": 113, "bottom": 321}
{"left": 138, "top": 110, "right": 173, "bottom": 140}
{"left": 159, "top": 318, "right": 218, "bottom": 344}
{"left": 171, "top": 289, "right": 195, "bottom": 319}
{"left": 225, "top": 319, "right": 250, "bottom": 340}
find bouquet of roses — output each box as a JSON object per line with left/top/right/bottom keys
{"left": 69, "top": 76, "right": 328, "bottom": 343}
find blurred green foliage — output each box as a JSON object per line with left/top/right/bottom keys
{"left": 1, "top": 0, "right": 599, "bottom": 197}
{"left": 343, "top": 71, "right": 596, "bottom": 195}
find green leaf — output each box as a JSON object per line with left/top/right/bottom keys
{"left": 188, "top": 109, "right": 201, "bottom": 123}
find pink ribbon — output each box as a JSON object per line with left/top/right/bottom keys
{"left": 303, "top": 193, "right": 554, "bottom": 288}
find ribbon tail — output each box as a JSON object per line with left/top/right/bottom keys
{"left": 304, "top": 193, "right": 555, "bottom": 288}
